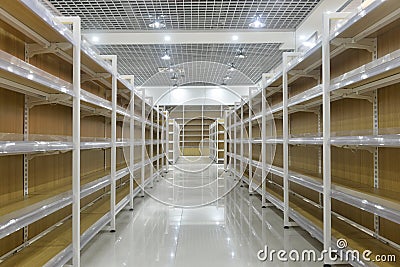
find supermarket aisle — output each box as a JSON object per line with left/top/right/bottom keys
{"left": 81, "top": 158, "right": 321, "bottom": 267}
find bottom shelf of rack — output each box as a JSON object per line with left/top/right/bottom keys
{"left": 0, "top": 182, "right": 134, "bottom": 267}
{"left": 238, "top": 172, "right": 400, "bottom": 267}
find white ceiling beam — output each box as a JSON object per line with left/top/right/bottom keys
{"left": 83, "top": 30, "right": 296, "bottom": 50}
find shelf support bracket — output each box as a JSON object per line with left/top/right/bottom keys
{"left": 25, "top": 42, "right": 72, "bottom": 58}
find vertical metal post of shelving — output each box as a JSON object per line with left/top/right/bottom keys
{"left": 141, "top": 89, "right": 146, "bottom": 197}
{"left": 322, "top": 13, "right": 332, "bottom": 262}
{"left": 120, "top": 75, "right": 135, "bottom": 209}
{"left": 201, "top": 105, "right": 204, "bottom": 157}
{"left": 373, "top": 88, "right": 380, "bottom": 237}
{"left": 100, "top": 55, "right": 117, "bottom": 233}
{"left": 282, "top": 52, "right": 300, "bottom": 227}
{"left": 23, "top": 40, "right": 30, "bottom": 244}
{"left": 224, "top": 110, "right": 228, "bottom": 171}
{"left": 318, "top": 106, "right": 323, "bottom": 207}
{"left": 322, "top": 12, "right": 348, "bottom": 264}
{"left": 121, "top": 75, "right": 135, "bottom": 210}
{"left": 23, "top": 95, "right": 29, "bottom": 244}
{"left": 233, "top": 103, "right": 238, "bottom": 180}
{"left": 182, "top": 104, "right": 185, "bottom": 156}
{"left": 248, "top": 87, "right": 254, "bottom": 194}
{"left": 240, "top": 98, "right": 245, "bottom": 187}
{"left": 149, "top": 100, "right": 154, "bottom": 188}
{"left": 261, "top": 89, "right": 267, "bottom": 208}
{"left": 165, "top": 110, "right": 169, "bottom": 172}
{"left": 209, "top": 122, "right": 212, "bottom": 160}
{"left": 57, "top": 16, "right": 81, "bottom": 267}
{"left": 157, "top": 105, "right": 160, "bottom": 181}
{"left": 372, "top": 38, "right": 380, "bottom": 237}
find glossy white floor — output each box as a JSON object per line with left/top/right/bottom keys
{"left": 81, "top": 157, "right": 322, "bottom": 266}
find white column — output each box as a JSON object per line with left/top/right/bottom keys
{"left": 224, "top": 110, "right": 228, "bottom": 171}
{"left": 283, "top": 52, "right": 302, "bottom": 227}
{"left": 240, "top": 98, "right": 244, "bottom": 186}
{"left": 248, "top": 87, "right": 254, "bottom": 193}
{"left": 322, "top": 12, "right": 347, "bottom": 263}
{"left": 57, "top": 16, "right": 81, "bottom": 267}
{"left": 121, "top": 75, "right": 135, "bottom": 210}
{"left": 261, "top": 89, "right": 267, "bottom": 208}
{"left": 233, "top": 103, "right": 237, "bottom": 179}
{"left": 165, "top": 111, "right": 169, "bottom": 171}
{"left": 157, "top": 106, "right": 160, "bottom": 179}
{"left": 141, "top": 89, "right": 146, "bottom": 197}
{"left": 100, "top": 55, "right": 118, "bottom": 232}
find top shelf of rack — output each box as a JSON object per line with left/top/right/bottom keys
{"left": 0, "top": 0, "right": 119, "bottom": 80}
{"left": 1, "top": 0, "right": 71, "bottom": 44}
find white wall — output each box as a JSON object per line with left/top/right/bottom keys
{"left": 143, "top": 85, "right": 250, "bottom": 105}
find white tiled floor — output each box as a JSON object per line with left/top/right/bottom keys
{"left": 81, "top": 157, "right": 322, "bottom": 267}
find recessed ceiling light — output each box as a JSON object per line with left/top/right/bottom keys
{"left": 227, "top": 63, "right": 236, "bottom": 71}
{"left": 149, "top": 16, "right": 166, "bottom": 29}
{"left": 164, "top": 35, "right": 171, "bottom": 41}
{"left": 232, "top": 35, "right": 239, "bottom": 41}
{"left": 161, "top": 49, "right": 171, "bottom": 60}
{"left": 235, "top": 48, "right": 247, "bottom": 59}
{"left": 92, "top": 36, "right": 99, "bottom": 43}
{"left": 224, "top": 75, "right": 232, "bottom": 80}
{"left": 249, "top": 15, "right": 265, "bottom": 28}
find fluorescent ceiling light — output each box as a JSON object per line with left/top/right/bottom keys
{"left": 235, "top": 48, "right": 247, "bottom": 59}
{"left": 149, "top": 16, "right": 166, "bottom": 29}
{"left": 228, "top": 63, "right": 236, "bottom": 71}
{"left": 161, "top": 49, "right": 171, "bottom": 60}
{"left": 249, "top": 15, "right": 265, "bottom": 28}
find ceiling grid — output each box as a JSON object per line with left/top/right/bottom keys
{"left": 40, "top": 0, "right": 321, "bottom": 86}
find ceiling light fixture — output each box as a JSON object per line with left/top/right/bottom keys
{"left": 249, "top": 15, "right": 266, "bottom": 28}
{"left": 149, "top": 16, "right": 166, "bottom": 29}
{"left": 232, "top": 35, "right": 239, "bottom": 41}
{"left": 164, "top": 35, "right": 171, "bottom": 41}
{"left": 161, "top": 49, "right": 171, "bottom": 60}
{"left": 235, "top": 48, "right": 247, "bottom": 59}
{"left": 224, "top": 75, "right": 232, "bottom": 80}
{"left": 228, "top": 63, "right": 236, "bottom": 71}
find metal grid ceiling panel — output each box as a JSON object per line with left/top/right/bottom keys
{"left": 44, "top": 0, "right": 321, "bottom": 30}
{"left": 96, "top": 43, "right": 288, "bottom": 86}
